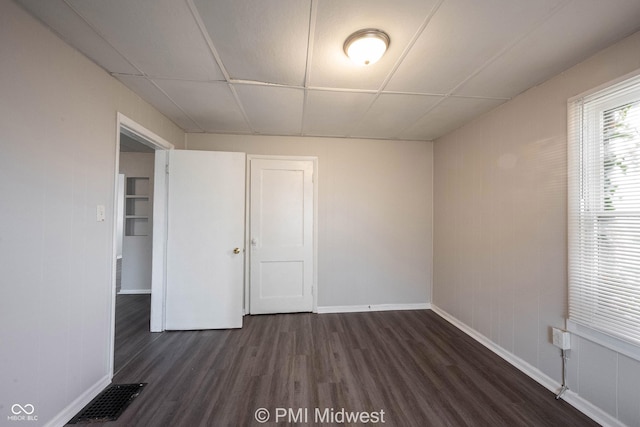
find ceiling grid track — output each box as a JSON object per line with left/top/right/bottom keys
{"left": 61, "top": 0, "right": 144, "bottom": 76}
{"left": 185, "top": 0, "right": 230, "bottom": 81}
{"left": 21, "top": 0, "right": 640, "bottom": 140}
{"left": 110, "top": 72, "right": 205, "bottom": 132}
{"left": 185, "top": 0, "right": 255, "bottom": 133}
{"left": 307, "top": 86, "right": 378, "bottom": 94}
{"left": 301, "top": 0, "right": 319, "bottom": 137}
{"left": 396, "top": 0, "right": 571, "bottom": 140}
{"left": 377, "top": 0, "right": 446, "bottom": 94}
{"left": 64, "top": 0, "right": 205, "bottom": 132}
{"left": 448, "top": 94, "right": 510, "bottom": 101}
{"left": 146, "top": 78, "right": 203, "bottom": 132}
{"left": 445, "top": 0, "right": 572, "bottom": 97}
{"left": 227, "top": 83, "right": 255, "bottom": 133}
{"left": 229, "top": 80, "right": 304, "bottom": 89}
{"left": 345, "top": 0, "right": 445, "bottom": 139}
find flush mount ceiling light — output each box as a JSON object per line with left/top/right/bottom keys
{"left": 344, "top": 29, "right": 390, "bottom": 66}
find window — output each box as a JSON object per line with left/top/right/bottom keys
{"left": 568, "top": 72, "right": 640, "bottom": 351}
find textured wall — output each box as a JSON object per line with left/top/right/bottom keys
{"left": 0, "top": 1, "right": 184, "bottom": 425}
{"left": 433, "top": 30, "right": 640, "bottom": 425}
{"left": 187, "top": 134, "right": 433, "bottom": 310}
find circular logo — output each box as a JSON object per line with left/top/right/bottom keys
{"left": 11, "top": 404, "right": 35, "bottom": 415}
{"left": 254, "top": 408, "right": 270, "bottom": 423}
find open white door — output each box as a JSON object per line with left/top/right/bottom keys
{"left": 249, "top": 158, "right": 314, "bottom": 314}
{"left": 165, "top": 150, "right": 245, "bottom": 330}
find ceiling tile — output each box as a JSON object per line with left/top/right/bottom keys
{"left": 17, "top": 0, "right": 640, "bottom": 140}
{"left": 192, "top": 0, "right": 310, "bottom": 86}
{"left": 153, "top": 80, "right": 250, "bottom": 133}
{"left": 309, "top": 0, "right": 438, "bottom": 90}
{"left": 115, "top": 75, "right": 200, "bottom": 132}
{"left": 303, "top": 91, "right": 376, "bottom": 136}
{"left": 16, "top": 0, "right": 139, "bottom": 75}
{"left": 351, "top": 93, "right": 442, "bottom": 139}
{"left": 66, "top": 0, "right": 224, "bottom": 81}
{"left": 455, "top": 0, "right": 640, "bottom": 98}
{"left": 234, "top": 85, "right": 304, "bottom": 135}
{"left": 386, "top": 0, "right": 563, "bottom": 94}
{"left": 400, "top": 97, "right": 506, "bottom": 140}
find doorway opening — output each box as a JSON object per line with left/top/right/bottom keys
{"left": 114, "top": 132, "right": 155, "bottom": 372}
{"left": 110, "top": 113, "right": 173, "bottom": 377}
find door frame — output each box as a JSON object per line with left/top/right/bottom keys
{"left": 245, "top": 155, "right": 319, "bottom": 314}
{"left": 109, "top": 113, "right": 174, "bottom": 377}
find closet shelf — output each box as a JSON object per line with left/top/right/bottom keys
{"left": 125, "top": 177, "right": 150, "bottom": 236}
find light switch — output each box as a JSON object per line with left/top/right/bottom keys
{"left": 97, "top": 205, "right": 106, "bottom": 222}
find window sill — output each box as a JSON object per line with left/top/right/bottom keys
{"left": 566, "top": 319, "right": 640, "bottom": 362}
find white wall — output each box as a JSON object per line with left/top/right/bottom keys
{"left": 0, "top": 1, "right": 184, "bottom": 425}
{"left": 433, "top": 30, "right": 640, "bottom": 425}
{"left": 187, "top": 134, "right": 433, "bottom": 310}
{"left": 119, "top": 152, "right": 154, "bottom": 293}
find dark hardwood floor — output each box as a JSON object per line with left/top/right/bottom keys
{"left": 113, "top": 294, "right": 162, "bottom": 374}
{"left": 89, "top": 308, "right": 597, "bottom": 426}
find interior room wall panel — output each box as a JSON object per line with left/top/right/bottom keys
{"left": 433, "top": 29, "right": 640, "bottom": 425}
{"left": 0, "top": 1, "right": 184, "bottom": 424}
{"left": 186, "top": 133, "right": 434, "bottom": 310}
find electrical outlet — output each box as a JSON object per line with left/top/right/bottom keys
{"left": 552, "top": 327, "right": 571, "bottom": 350}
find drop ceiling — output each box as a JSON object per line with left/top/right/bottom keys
{"left": 17, "top": 0, "right": 640, "bottom": 141}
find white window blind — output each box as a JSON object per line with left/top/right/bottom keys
{"left": 568, "top": 73, "right": 640, "bottom": 346}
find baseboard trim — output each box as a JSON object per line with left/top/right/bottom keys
{"left": 317, "top": 303, "right": 431, "bottom": 314}
{"left": 117, "top": 289, "right": 151, "bottom": 295}
{"left": 562, "top": 390, "right": 627, "bottom": 427}
{"left": 430, "top": 305, "right": 624, "bottom": 427}
{"left": 44, "top": 374, "right": 111, "bottom": 427}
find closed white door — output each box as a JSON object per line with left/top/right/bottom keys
{"left": 165, "top": 150, "right": 245, "bottom": 330}
{"left": 249, "top": 158, "right": 314, "bottom": 314}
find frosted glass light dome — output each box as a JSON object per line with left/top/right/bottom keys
{"left": 344, "top": 29, "right": 390, "bottom": 66}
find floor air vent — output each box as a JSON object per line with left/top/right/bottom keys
{"left": 68, "top": 383, "right": 147, "bottom": 424}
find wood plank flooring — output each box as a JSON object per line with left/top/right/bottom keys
{"left": 90, "top": 305, "right": 597, "bottom": 426}
{"left": 113, "top": 294, "right": 161, "bottom": 373}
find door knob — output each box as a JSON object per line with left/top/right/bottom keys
{"left": 233, "top": 248, "right": 240, "bottom": 254}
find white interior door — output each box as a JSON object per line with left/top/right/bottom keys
{"left": 250, "top": 158, "right": 314, "bottom": 314}
{"left": 165, "top": 150, "right": 245, "bottom": 330}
